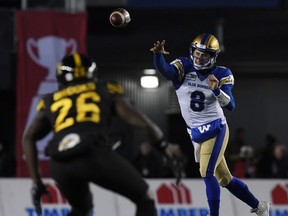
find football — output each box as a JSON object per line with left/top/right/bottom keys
{"left": 109, "top": 8, "right": 131, "bottom": 28}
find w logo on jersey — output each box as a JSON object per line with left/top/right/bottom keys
{"left": 198, "top": 125, "right": 211, "bottom": 133}
{"left": 191, "top": 119, "right": 223, "bottom": 143}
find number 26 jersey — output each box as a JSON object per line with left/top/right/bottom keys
{"left": 36, "top": 80, "right": 123, "bottom": 158}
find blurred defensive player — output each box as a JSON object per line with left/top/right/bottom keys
{"left": 150, "top": 33, "right": 271, "bottom": 216}
{"left": 23, "top": 52, "right": 166, "bottom": 216}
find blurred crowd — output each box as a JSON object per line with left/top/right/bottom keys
{"left": 131, "top": 127, "right": 288, "bottom": 179}
{"left": 0, "top": 127, "right": 287, "bottom": 179}
{"left": 132, "top": 141, "right": 188, "bottom": 179}
{"left": 226, "top": 128, "right": 288, "bottom": 179}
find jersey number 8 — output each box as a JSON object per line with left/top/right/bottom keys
{"left": 190, "top": 91, "right": 205, "bottom": 112}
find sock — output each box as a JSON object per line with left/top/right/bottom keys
{"left": 225, "top": 176, "right": 259, "bottom": 208}
{"left": 204, "top": 176, "right": 220, "bottom": 216}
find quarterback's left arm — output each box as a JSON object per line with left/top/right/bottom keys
{"left": 208, "top": 74, "right": 235, "bottom": 111}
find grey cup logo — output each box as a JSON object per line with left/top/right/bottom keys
{"left": 25, "top": 36, "right": 78, "bottom": 159}
{"left": 27, "top": 36, "right": 77, "bottom": 82}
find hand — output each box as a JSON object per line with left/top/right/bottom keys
{"left": 31, "top": 181, "right": 50, "bottom": 215}
{"left": 208, "top": 74, "right": 219, "bottom": 90}
{"left": 152, "top": 139, "right": 185, "bottom": 185}
{"left": 165, "top": 143, "right": 181, "bottom": 158}
{"left": 164, "top": 143, "right": 185, "bottom": 186}
{"left": 150, "top": 40, "right": 170, "bottom": 55}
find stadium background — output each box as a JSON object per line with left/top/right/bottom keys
{"left": 0, "top": 0, "right": 288, "bottom": 177}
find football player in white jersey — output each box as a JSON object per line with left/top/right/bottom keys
{"left": 150, "top": 33, "right": 270, "bottom": 216}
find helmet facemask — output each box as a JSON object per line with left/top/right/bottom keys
{"left": 190, "top": 47, "right": 219, "bottom": 70}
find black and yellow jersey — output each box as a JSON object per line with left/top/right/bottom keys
{"left": 37, "top": 80, "right": 124, "bottom": 159}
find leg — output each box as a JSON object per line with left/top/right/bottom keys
{"left": 50, "top": 159, "right": 93, "bottom": 216}
{"left": 214, "top": 127, "right": 270, "bottom": 216}
{"left": 135, "top": 191, "right": 156, "bottom": 216}
{"left": 213, "top": 125, "right": 259, "bottom": 209}
{"left": 88, "top": 148, "right": 156, "bottom": 216}
{"left": 200, "top": 139, "right": 220, "bottom": 216}
{"left": 215, "top": 157, "right": 259, "bottom": 209}
{"left": 223, "top": 176, "right": 259, "bottom": 208}
{"left": 224, "top": 175, "right": 271, "bottom": 216}
{"left": 199, "top": 124, "right": 228, "bottom": 216}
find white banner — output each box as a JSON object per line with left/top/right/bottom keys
{"left": 0, "top": 178, "right": 287, "bottom": 216}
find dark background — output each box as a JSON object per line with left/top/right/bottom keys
{"left": 1, "top": 0, "right": 288, "bottom": 177}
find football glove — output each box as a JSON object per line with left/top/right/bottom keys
{"left": 164, "top": 143, "right": 186, "bottom": 186}
{"left": 153, "top": 138, "right": 185, "bottom": 186}
{"left": 31, "top": 181, "right": 50, "bottom": 215}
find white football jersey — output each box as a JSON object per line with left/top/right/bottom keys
{"left": 176, "top": 71, "right": 225, "bottom": 128}
{"left": 170, "top": 57, "right": 234, "bottom": 129}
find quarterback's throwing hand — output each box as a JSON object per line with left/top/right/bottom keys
{"left": 150, "top": 40, "right": 170, "bottom": 55}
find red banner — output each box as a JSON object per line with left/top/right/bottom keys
{"left": 16, "top": 11, "right": 87, "bottom": 177}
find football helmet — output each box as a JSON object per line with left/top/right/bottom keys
{"left": 56, "top": 52, "right": 97, "bottom": 86}
{"left": 189, "top": 33, "right": 220, "bottom": 70}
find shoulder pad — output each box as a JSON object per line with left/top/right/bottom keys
{"left": 218, "top": 66, "right": 228, "bottom": 70}
{"left": 214, "top": 66, "right": 234, "bottom": 86}
{"left": 220, "top": 75, "right": 234, "bottom": 86}
{"left": 170, "top": 58, "right": 185, "bottom": 81}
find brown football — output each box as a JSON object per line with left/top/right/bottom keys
{"left": 109, "top": 8, "right": 131, "bottom": 28}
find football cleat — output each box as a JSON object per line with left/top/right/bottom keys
{"left": 251, "top": 201, "right": 271, "bottom": 216}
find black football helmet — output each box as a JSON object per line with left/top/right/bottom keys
{"left": 56, "top": 52, "right": 97, "bottom": 86}
{"left": 189, "top": 33, "right": 220, "bottom": 70}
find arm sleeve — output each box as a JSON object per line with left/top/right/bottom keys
{"left": 212, "top": 73, "right": 235, "bottom": 111}
{"left": 153, "top": 54, "right": 179, "bottom": 82}
{"left": 212, "top": 84, "right": 235, "bottom": 111}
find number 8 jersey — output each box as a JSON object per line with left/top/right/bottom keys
{"left": 154, "top": 54, "right": 235, "bottom": 133}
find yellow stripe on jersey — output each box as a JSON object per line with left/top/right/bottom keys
{"left": 219, "top": 75, "right": 234, "bottom": 87}
{"left": 107, "top": 82, "right": 124, "bottom": 94}
{"left": 171, "top": 59, "right": 184, "bottom": 81}
{"left": 36, "top": 98, "right": 45, "bottom": 111}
